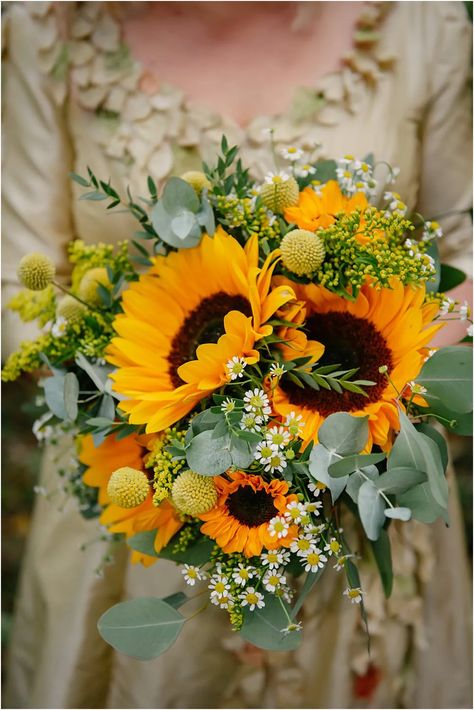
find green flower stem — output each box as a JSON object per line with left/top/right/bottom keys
{"left": 52, "top": 280, "right": 101, "bottom": 313}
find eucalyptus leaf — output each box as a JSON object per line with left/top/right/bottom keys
{"left": 162, "top": 592, "right": 188, "bottom": 610}
{"left": 151, "top": 200, "right": 202, "bottom": 250}
{"left": 43, "top": 375, "right": 67, "bottom": 420}
{"left": 415, "top": 346, "right": 473, "bottom": 413}
{"left": 369, "top": 528, "right": 393, "bottom": 598}
{"left": 75, "top": 352, "right": 106, "bottom": 392}
{"left": 63, "top": 372, "right": 79, "bottom": 421}
{"left": 291, "top": 566, "right": 325, "bottom": 619}
{"left": 398, "top": 482, "right": 449, "bottom": 524}
{"left": 197, "top": 193, "right": 216, "bottom": 235}
{"left": 328, "top": 452, "right": 386, "bottom": 478}
{"left": 240, "top": 595, "right": 302, "bottom": 651}
{"left": 98, "top": 394, "right": 116, "bottom": 421}
{"left": 308, "top": 444, "right": 347, "bottom": 502}
{"left": 415, "top": 423, "right": 448, "bottom": 472}
{"left": 186, "top": 429, "right": 232, "bottom": 475}
{"left": 229, "top": 435, "right": 257, "bottom": 469}
{"left": 422, "top": 398, "right": 473, "bottom": 436}
{"left": 384, "top": 506, "right": 411, "bottom": 521}
{"left": 439, "top": 263, "right": 466, "bottom": 292}
{"left": 375, "top": 467, "right": 426, "bottom": 494}
{"left": 318, "top": 413, "right": 369, "bottom": 455}
{"left": 345, "top": 465, "right": 379, "bottom": 503}
{"left": 97, "top": 597, "right": 185, "bottom": 660}
{"left": 357, "top": 479, "right": 385, "bottom": 540}
{"left": 162, "top": 177, "right": 200, "bottom": 213}
{"left": 170, "top": 210, "right": 197, "bottom": 240}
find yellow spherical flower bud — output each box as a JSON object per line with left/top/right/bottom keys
{"left": 78, "top": 267, "right": 110, "bottom": 305}
{"left": 280, "top": 229, "right": 326, "bottom": 277}
{"left": 180, "top": 171, "right": 211, "bottom": 195}
{"left": 107, "top": 467, "right": 149, "bottom": 509}
{"left": 260, "top": 175, "right": 299, "bottom": 213}
{"left": 17, "top": 253, "right": 55, "bottom": 291}
{"left": 56, "top": 295, "right": 87, "bottom": 322}
{"left": 172, "top": 470, "right": 217, "bottom": 516}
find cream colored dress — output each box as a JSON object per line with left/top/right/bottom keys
{"left": 2, "top": 2, "right": 472, "bottom": 708}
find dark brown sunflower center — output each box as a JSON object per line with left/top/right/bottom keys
{"left": 227, "top": 486, "right": 278, "bottom": 527}
{"left": 168, "top": 292, "right": 252, "bottom": 388}
{"left": 280, "top": 311, "right": 393, "bottom": 417}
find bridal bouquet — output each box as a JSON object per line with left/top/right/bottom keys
{"left": 4, "top": 137, "right": 472, "bottom": 659}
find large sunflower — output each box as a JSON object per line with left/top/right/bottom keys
{"left": 199, "top": 471, "right": 298, "bottom": 557}
{"left": 284, "top": 180, "right": 369, "bottom": 233}
{"left": 272, "top": 278, "right": 442, "bottom": 449}
{"left": 107, "top": 227, "right": 295, "bottom": 433}
{"left": 79, "top": 433, "right": 183, "bottom": 566}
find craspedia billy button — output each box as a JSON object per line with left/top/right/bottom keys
{"left": 107, "top": 467, "right": 149, "bottom": 509}
{"left": 56, "top": 295, "right": 87, "bottom": 322}
{"left": 280, "top": 229, "right": 326, "bottom": 277}
{"left": 172, "top": 470, "right": 218, "bottom": 516}
{"left": 180, "top": 171, "right": 211, "bottom": 195}
{"left": 260, "top": 175, "right": 299, "bottom": 213}
{"left": 78, "top": 267, "right": 110, "bottom": 305}
{"left": 17, "top": 253, "right": 55, "bottom": 291}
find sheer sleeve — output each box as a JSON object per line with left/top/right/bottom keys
{"left": 416, "top": 2, "right": 472, "bottom": 276}
{"left": 2, "top": 2, "right": 74, "bottom": 357}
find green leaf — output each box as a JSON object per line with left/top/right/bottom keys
{"left": 345, "top": 465, "right": 379, "bottom": 503}
{"left": 291, "top": 566, "right": 325, "bottom": 619}
{"left": 162, "top": 592, "right": 188, "bottom": 609}
{"left": 240, "top": 595, "right": 302, "bottom": 651}
{"left": 98, "top": 394, "right": 116, "bottom": 421}
{"left": 79, "top": 190, "right": 107, "bottom": 201}
{"left": 63, "top": 372, "right": 79, "bottom": 421}
{"left": 186, "top": 429, "right": 232, "bottom": 475}
{"left": 75, "top": 352, "right": 107, "bottom": 392}
{"left": 398, "top": 482, "right": 449, "bottom": 524}
{"left": 389, "top": 410, "right": 448, "bottom": 507}
{"left": 357, "top": 480, "right": 385, "bottom": 540}
{"left": 69, "top": 171, "right": 90, "bottom": 187}
{"left": 97, "top": 597, "right": 185, "bottom": 660}
{"left": 162, "top": 177, "right": 200, "bottom": 213}
{"left": 375, "top": 467, "right": 426, "bottom": 494}
{"left": 128, "top": 531, "right": 215, "bottom": 565}
{"left": 416, "top": 346, "right": 472, "bottom": 413}
{"left": 151, "top": 200, "right": 202, "bottom": 250}
{"left": 318, "top": 413, "right": 369, "bottom": 455}
{"left": 369, "top": 528, "right": 393, "bottom": 598}
{"left": 384, "top": 506, "right": 411, "bottom": 521}
{"left": 439, "top": 263, "right": 466, "bottom": 292}
{"left": 415, "top": 423, "right": 448, "bottom": 472}
{"left": 328, "top": 452, "right": 386, "bottom": 477}
{"left": 424, "top": 401, "right": 473, "bottom": 436}
{"left": 308, "top": 444, "right": 347, "bottom": 502}
{"left": 229, "top": 435, "right": 257, "bottom": 469}
{"left": 43, "top": 375, "right": 67, "bottom": 419}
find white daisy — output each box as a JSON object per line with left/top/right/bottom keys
{"left": 244, "top": 388, "right": 271, "bottom": 415}
{"left": 439, "top": 296, "right": 455, "bottom": 315}
{"left": 280, "top": 146, "right": 304, "bottom": 162}
{"left": 226, "top": 356, "right": 247, "bottom": 380}
{"left": 459, "top": 301, "right": 470, "bottom": 321}
{"left": 265, "top": 426, "right": 291, "bottom": 448}
{"left": 343, "top": 587, "right": 363, "bottom": 604}
{"left": 240, "top": 412, "right": 263, "bottom": 433}
{"left": 285, "top": 501, "right": 306, "bottom": 524}
{"left": 302, "top": 548, "right": 327, "bottom": 572}
{"left": 308, "top": 481, "right": 327, "bottom": 498}
{"left": 182, "top": 564, "right": 206, "bottom": 586}
{"left": 261, "top": 549, "right": 290, "bottom": 568}
{"left": 210, "top": 592, "right": 234, "bottom": 609}
{"left": 240, "top": 587, "right": 265, "bottom": 611}
{"left": 208, "top": 575, "right": 230, "bottom": 599}
{"left": 269, "top": 362, "right": 286, "bottom": 378}
{"left": 51, "top": 316, "right": 68, "bottom": 338}
{"left": 221, "top": 398, "right": 236, "bottom": 414}
{"left": 263, "top": 569, "right": 286, "bottom": 592}
{"left": 264, "top": 170, "right": 291, "bottom": 185}
{"left": 323, "top": 538, "right": 342, "bottom": 556}
{"left": 290, "top": 536, "right": 316, "bottom": 557}
{"left": 263, "top": 450, "right": 287, "bottom": 474}
{"left": 284, "top": 411, "right": 304, "bottom": 436}
{"left": 255, "top": 441, "right": 278, "bottom": 465}
{"left": 268, "top": 516, "right": 290, "bottom": 539}
{"left": 231, "top": 564, "right": 256, "bottom": 587}
{"left": 281, "top": 621, "right": 302, "bottom": 635}
{"left": 294, "top": 163, "right": 316, "bottom": 178}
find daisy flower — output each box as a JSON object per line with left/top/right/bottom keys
{"left": 240, "top": 412, "right": 263, "bottom": 433}
{"left": 269, "top": 362, "right": 286, "bottom": 377}
{"left": 255, "top": 441, "right": 278, "bottom": 465}
{"left": 226, "top": 356, "right": 247, "bottom": 381}
{"left": 302, "top": 548, "right": 327, "bottom": 572}
{"left": 221, "top": 398, "right": 236, "bottom": 414}
{"left": 280, "top": 146, "right": 304, "bottom": 162}
{"left": 308, "top": 481, "right": 327, "bottom": 498}
{"left": 323, "top": 538, "right": 342, "bottom": 556}
{"left": 240, "top": 587, "right": 265, "bottom": 611}
{"left": 231, "top": 564, "right": 256, "bottom": 587}
{"left": 285, "top": 501, "right": 306, "bottom": 524}
{"left": 284, "top": 412, "right": 304, "bottom": 436}
{"left": 261, "top": 549, "right": 291, "bottom": 568}
{"left": 290, "top": 536, "right": 315, "bottom": 557}
{"left": 281, "top": 621, "right": 302, "bottom": 635}
{"left": 343, "top": 587, "right": 363, "bottom": 604}
{"left": 263, "top": 450, "right": 287, "bottom": 474}
{"left": 244, "top": 388, "right": 271, "bottom": 415}
{"left": 268, "top": 516, "right": 290, "bottom": 539}
{"left": 266, "top": 426, "right": 291, "bottom": 448}
{"left": 208, "top": 575, "right": 231, "bottom": 599}
{"left": 263, "top": 569, "right": 286, "bottom": 593}
{"left": 182, "top": 564, "right": 206, "bottom": 586}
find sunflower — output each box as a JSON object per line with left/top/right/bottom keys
{"left": 79, "top": 433, "right": 183, "bottom": 566}
{"left": 284, "top": 180, "right": 369, "bottom": 234}
{"left": 199, "top": 471, "right": 298, "bottom": 557}
{"left": 107, "top": 227, "right": 295, "bottom": 433}
{"left": 272, "top": 277, "right": 442, "bottom": 450}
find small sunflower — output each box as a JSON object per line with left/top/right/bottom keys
{"left": 199, "top": 471, "right": 298, "bottom": 557}
{"left": 107, "top": 228, "right": 295, "bottom": 433}
{"left": 79, "top": 433, "right": 183, "bottom": 565}
{"left": 272, "top": 277, "right": 442, "bottom": 450}
{"left": 284, "top": 180, "right": 369, "bottom": 233}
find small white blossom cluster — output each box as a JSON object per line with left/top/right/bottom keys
{"left": 336, "top": 155, "right": 378, "bottom": 198}
{"left": 421, "top": 220, "right": 443, "bottom": 242}
{"left": 383, "top": 190, "right": 407, "bottom": 217}
{"left": 32, "top": 411, "right": 54, "bottom": 443}
{"left": 43, "top": 316, "right": 68, "bottom": 339}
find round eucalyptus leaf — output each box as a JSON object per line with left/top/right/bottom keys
{"left": 318, "top": 413, "right": 369, "bottom": 455}
{"left": 186, "top": 429, "right": 232, "bottom": 475}
{"left": 162, "top": 177, "right": 200, "bottom": 213}
{"left": 384, "top": 506, "right": 411, "bottom": 521}
{"left": 357, "top": 479, "right": 385, "bottom": 541}
{"left": 308, "top": 444, "right": 347, "bottom": 502}
{"left": 416, "top": 346, "right": 472, "bottom": 413}
{"left": 171, "top": 210, "right": 197, "bottom": 240}
{"left": 98, "top": 597, "right": 185, "bottom": 660}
